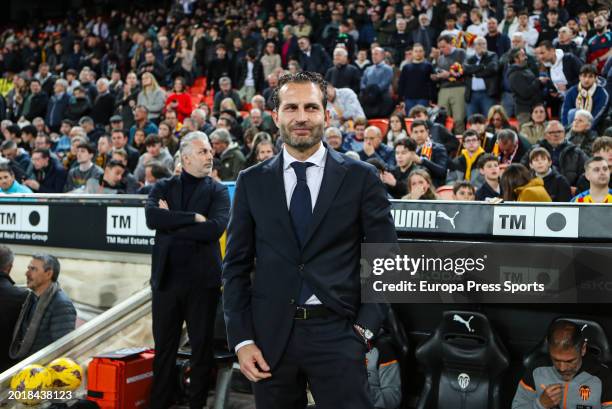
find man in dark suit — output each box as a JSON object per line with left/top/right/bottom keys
{"left": 0, "top": 245, "right": 28, "bottom": 372}
{"left": 297, "top": 37, "right": 332, "bottom": 75}
{"left": 464, "top": 37, "right": 500, "bottom": 118}
{"left": 145, "top": 131, "right": 230, "bottom": 409}
{"left": 223, "top": 72, "right": 397, "bottom": 409}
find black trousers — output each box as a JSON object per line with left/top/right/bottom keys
{"left": 151, "top": 285, "right": 220, "bottom": 409}
{"left": 253, "top": 315, "right": 373, "bottom": 409}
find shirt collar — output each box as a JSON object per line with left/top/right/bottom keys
{"left": 283, "top": 142, "right": 327, "bottom": 171}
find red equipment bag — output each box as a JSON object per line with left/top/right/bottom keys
{"left": 87, "top": 348, "right": 155, "bottom": 409}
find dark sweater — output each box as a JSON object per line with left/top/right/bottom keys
{"left": 398, "top": 62, "right": 434, "bottom": 100}
{"left": 181, "top": 170, "right": 204, "bottom": 208}
{"left": 476, "top": 181, "right": 501, "bottom": 201}
{"left": 541, "top": 168, "right": 572, "bottom": 202}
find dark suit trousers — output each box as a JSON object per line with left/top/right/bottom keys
{"left": 253, "top": 315, "right": 373, "bottom": 409}
{"left": 151, "top": 285, "right": 220, "bottom": 409}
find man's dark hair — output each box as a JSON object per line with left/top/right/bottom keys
{"left": 477, "top": 153, "right": 499, "bottom": 169}
{"left": 215, "top": 43, "right": 226, "bottom": 51}
{"left": 580, "top": 64, "right": 598, "bottom": 76}
{"left": 518, "top": 8, "right": 529, "bottom": 17}
{"left": 77, "top": 142, "right": 96, "bottom": 155}
{"left": 585, "top": 155, "right": 607, "bottom": 171}
{"left": 497, "top": 129, "right": 518, "bottom": 143}
{"left": 7, "top": 124, "right": 21, "bottom": 137}
{"left": 61, "top": 119, "right": 74, "bottom": 127}
{"left": 546, "top": 8, "right": 559, "bottom": 16}
{"left": 547, "top": 320, "right": 584, "bottom": 352}
{"left": 462, "top": 129, "right": 479, "bottom": 140}
{"left": 21, "top": 125, "right": 37, "bottom": 137}
{"left": 453, "top": 181, "right": 475, "bottom": 195}
{"left": 247, "top": 48, "right": 257, "bottom": 59}
{"left": 145, "top": 162, "right": 171, "bottom": 179}
{"left": 529, "top": 146, "right": 552, "bottom": 162}
{"left": 445, "top": 14, "right": 457, "bottom": 21}
{"left": 509, "top": 47, "right": 523, "bottom": 63}
{"left": 0, "top": 245, "right": 14, "bottom": 272}
{"left": 106, "top": 159, "right": 126, "bottom": 170}
{"left": 437, "top": 34, "right": 454, "bottom": 44}
{"left": 408, "top": 104, "right": 429, "bottom": 118}
{"left": 366, "top": 158, "right": 387, "bottom": 173}
{"left": 0, "top": 139, "right": 17, "bottom": 151}
{"left": 33, "top": 148, "right": 51, "bottom": 159}
{"left": 467, "top": 113, "right": 487, "bottom": 125}
{"left": 145, "top": 134, "right": 162, "bottom": 146}
{"left": 410, "top": 119, "right": 429, "bottom": 132}
{"left": 271, "top": 71, "right": 328, "bottom": 111}
{"left": 395, "top": 137, "right": 417, "bottom": 152}
{"left": 111, "top": 129, "right": 126, "bottom": 138}
{"left": 0, "top": 163, "right": 14, "bottom": 175}
{"left": 32, "top": 253, "right": 61, "bottom": 282}
{"left": 538, "top": 40, "right": 554, "bottom": 50}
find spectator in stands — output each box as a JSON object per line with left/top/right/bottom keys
{"left": 111, "top": 129, "right": 139, "bottom": 172}
{"left": 210, "top": 128, "right": 245, "bottom": 181}
{"left": 576, "top": 136, "right": 612, "bottom": 193}
{"left": 213, "top": 76, "right": 242, "bottom": 115}
{"left": 360, "top": 47, "right": 394, "bottom": 119}
{"left": 84, "top": 159, "right": 127, "bottom": 194}
{"left": 432, "top": 35, "right": 467, "bottom": 134}
{"left": 91, "top": 78, "right": 115, "bottom": 126}
{"left": 116, "top": 72, "right": 139, "bottom": 130}
{"left": 45, "top": 79, "right": 70, "bottom": 133}
{"left": 79, "top": 116, "right": 103, "bottom": 146}
{"left": 453, "top": 181, "right": 476, "bottom": 201}
{"left": 359, "top": 125, "right": 396, "bottom": 168}
{"left": 261, "top": 41, "right": 282, "bottom": 80}
{"left": 108, "top": 149, "right": 138, "bottom": 194}
{"left": 475, "top": 153, "right": 502, "bottom": 200}
{"left": 325, "top": 48, "right": 361, "bottom": 95}
{"left": 254, "top": 139, "right": 275, "bottom": 163}
{"left": 297, "top": 36, "right": 331, "bottom": 75}
{"left": 23, "top": 148, "right": 67, "bottom": 193}
{"left": 514, "top": 10, "right": 539, "bottom": 55}
{"left": 562, "top": 64, "right": 609, "bottom": 130}
{"left": 9, "top": 253, "right": 75, "bottom": 360}
{"left": 165, "top": 77, "right": 193, "bottom": 123}
{"left": 508, "top": 48, "right": 545, "bottom": 125}
{"left": 487, "top": 105, "right": 518, "bottom": 135}
{"left": 485, "top": 18, "right": 511, "bottom": 57}
{"left": 0, "top": 163, "right": 31, "bottom": 194}
{"left": 1, "top": 139, "right": 31, "bottom": 174}
{"left": 523, "top": 120, "right": 588, "bottom": 187}
{"left": 64, "top": 86, "right": 92, "bottom": 122}
{"left": 342, "top": 117, "right": 367, "bottom": 152}
{"left": 385, "top": 113, "right": 409, "bottom": 148}
{"left": 501, "top": 163, "right": 552, "bottom": 202}
{"left": 496, "top": 129, "right": 532, "bottom": 169}
{"left": 95, "top": 134, "right": 111, "bottom": 169}
{"left": 498, "top": 5, "right": 519, "bottom": 38}
{"left": 538, "top": 9, "right": 563, "bottom": 44}
{"left": 35, "top": 62, "right": 57, "bottom": 96}
{"left": 64, "top": 142, "right": 103, "bottom": 192}
{"left": 520, "top": 104, "right": 549, "bottom": 145}
{"left": 403, "top": 169, "right": 437, "bottom": 200}
{"left": 134, "top": 134, "right": 174, "bottom": 182}
{"left": 382, "top": 138, "right": 419, "bottom": 199}
{"left": 466, "top": 113, "right": 496, "bottom": 152}
{"left": 398, "top": 43, "right": 433, "bottom": 115}
{"left": 464, "top": 36, "right": 500, "bottom": 118}
{"left": 512, "top": 320, "right": 612, "bottom": 408}
{"left": 529, "top": 147, "right": 572, "bottom": 202}
{"left": 409, "top": 106, "right": 457, "bottom": 155}
{"left": 411, "top": 14, "right": 437, "bottom": 56}
{"left": 567, "top": 110, "right": 599, "bottom": 157}
{"left": 137, "top": 72, "right": 166, "bottom": 123}
{"left": 236, "top": 48, "right": 265, "bottom": 103}
{"left": 410, "top": 119, "right": 449, "bottom": 187}
{"left": 138, "top": 162, "right": 171, "bottom": 195}
{"left": 22, "top": 79, "right": 49, "bottom": 122}
{"left": 129, "top": 106, "right": 159, "bottom": 144}
{"left": 137, "top": 50, "right": 167, "bottom": 85}
{"left": 586, "top": 14, "right": 612, "bottom": 73}
{"left": 0, "top": 245, "right": 27, "bottom": 372}
{"left": 448, "top": 130, "right": 486, "bottom": 188}
{"left": 324, "top": 127, "right": 344, "bottom": 154}
{"left": 572, "top": 156, "right": 612, "bottom": 203}
{"left": 536, "top": 41, "right": 583, "bottom": 113}
{"left": 554, "top": 27, "right": 586, "bottom": 61}
{"left": 325, "top": 84, "right": 364, "bottom": 131}
{"left": 131, "top": 128, "right": 147, "bottom": 155}
{"left": 158, "top": 121, "right": 179, "bottom": 156}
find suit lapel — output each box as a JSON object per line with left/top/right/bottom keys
{"left": 301, "top": 149, "right": 346, "bottom": 248}
{"left": 265, "top": 155, "right": 301, "bottom": 256}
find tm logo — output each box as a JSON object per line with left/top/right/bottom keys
{"left": 498, "top": 214, "right": 526, "bottom": 230}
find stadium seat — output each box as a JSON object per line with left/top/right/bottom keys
{"left": 445, "top": 117, "right": 454, "bottom": 132}
{"left": 368, "top": 118, "right": 389, "bottom": 135}
{"left": 522, "top": 317, "right": 612, "bottom": 369}
{"left": 415, "top": 310, "right": 510, "bottom": 409}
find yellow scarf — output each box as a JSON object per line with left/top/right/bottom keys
{"left": 576, "top": 82, "right": 596, "bottom": 113}
{"left": 462, "top": 147, "right": 485, "bottom": 181}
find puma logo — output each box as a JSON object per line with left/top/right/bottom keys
{"left": 437, "top": 211, "right": 460, "bottom": 229}
{"left": 453, "top": 314, "right": 475, "bottom": 332}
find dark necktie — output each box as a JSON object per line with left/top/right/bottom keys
{"left": 289, "top": 161, "right": 315, "bottom": 304}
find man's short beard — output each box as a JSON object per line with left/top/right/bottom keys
{"left": 280, "top": 123, "right": 324, "bottom": 152}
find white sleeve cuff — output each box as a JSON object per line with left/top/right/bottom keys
{"left": 235, "top": 340, "right": 255, "bottom": 353}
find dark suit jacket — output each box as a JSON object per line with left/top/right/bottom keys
{"left": 0, "top": 273, "right": 28, "bottom": 372}
{"left": 298, "top": 44, "right": 332, "bottom": 75}
{"left": 464, "top": 51, "right": 500, "bottom": 101}
{"left": 223, "top": 147, "right": 397, "bottom": 368}
{"left": 236, "top": 60, "right": 265, "bottom": 93}
{"left": 325, "top": 64, "right": 362, "bottom": 95}
{"left": 145, "top": 175, "right": 230, "bottom": 290}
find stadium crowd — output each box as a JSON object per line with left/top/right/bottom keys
{"left": 0, "top": 0, "right": 611, "bottom": 202}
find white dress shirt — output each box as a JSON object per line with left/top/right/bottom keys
{"left": 235, "top": 142, "right": 327, "bottom": 352}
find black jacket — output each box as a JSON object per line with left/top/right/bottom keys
{"left": 91, "top": 92, "right": 116, "bottom": 126}
{"left": 64, "top": 96, "right": 92, "bottom": 121}
{"left": 24, "top": 92, "right": 49, "bottom": 121}
{"left": 521, "top": 139, "right": 588, "bottom": 187}
{"left": 298, "top": 44, "right": 332, "bottom": 75}
{"left": 508, "top": 63, "right": 543, "bottom": 115}
{"left": 236, "top": 59, "right": 265, "bottom": 93}
{"left": 430, "top": 121, "right": 460, "bottom": 157}
{"left": 476, "top": 182, "right": 501, "bottom": 201}
{"left": 29, "top": 162, "right": 68, "bottom": 193}
{"left": 417, "top": 141, "right": 449, "bottom": 187}
{"left": 542, "top": 169, "right": 572, "bottom": 202}
{"left": 325, "top": 64, "right": 362, "bottom": 95}
{"left": 464, "top": 51, "right": 500, "bottom": 101}
{"left": 559, "top": 52, "right": 582, "bottom": 89}
{"left": 145, "top": 175, "right": 230, "bottom": 290}
{"left": 0, "top": 273, "right": 28, "bottom": 372}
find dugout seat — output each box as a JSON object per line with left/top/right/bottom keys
{"left": 522, "top": 317, "right": 612, "bottom": 369}
{"left": 415, "top": 310, "right": 509, "bottom": 409}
